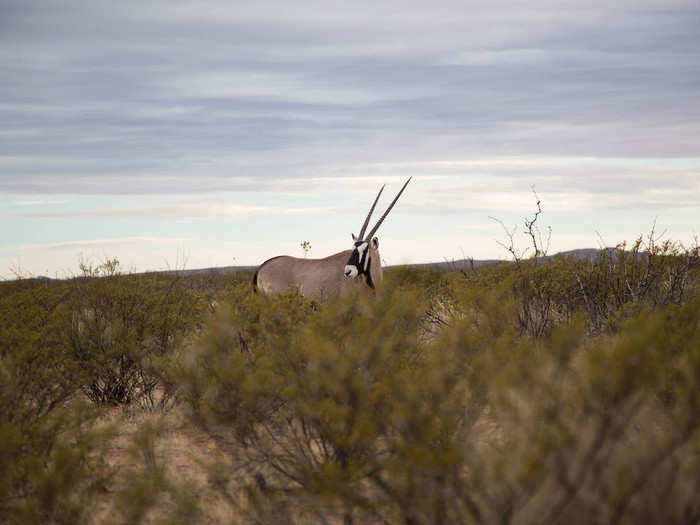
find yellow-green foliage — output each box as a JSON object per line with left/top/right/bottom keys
{"left": 1, "top": 241, "right": 699, "bottom": 524}
{"left": 0, "top": 263, "right": 234, "bottom": 524}
{"left": 67, "top": 259, "right": 207, "bottom": 407}
{"left": 0, "top": 279, "right": 113, "bottom": 524}
{"left": 175, "top": 259, "right": 700, "bottom": 524}
{"left": 442, "top": 238, "right": 700, "bottom": 338}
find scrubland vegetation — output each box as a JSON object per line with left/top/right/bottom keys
{"left": 2, "top": 233, "right": 700, "bottom": 524}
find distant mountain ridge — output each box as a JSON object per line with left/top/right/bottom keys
{"left": 23, "top": 249, "right": 612, "bottom": 281}
{"left": 154, "top": 248, "right": 606, "bottom": 277}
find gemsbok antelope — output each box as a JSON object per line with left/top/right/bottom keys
{"left": 253, "top": 178, "right": 411, "bottom": 298}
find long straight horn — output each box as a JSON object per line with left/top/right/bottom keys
{"left": 365, "top": 177, "right": 412, "bottom": 241}
{"left": 358, "top": 184, "right": 385, "bottom": 239}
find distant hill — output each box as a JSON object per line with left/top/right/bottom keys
{"left": 18, "top": 249, "right": 613, "bottom": 282}
{"left": 156, "top": 248, "right": 607, "bottom": 277}
{"left": 392, "top": 248, "right": 606, "bottom": 272}
{"left": 157, "top": 265, "right": 259, "bottom": 277}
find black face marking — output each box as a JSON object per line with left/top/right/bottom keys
{"left": 346, "top": 241, "right": 368, "bottom": 272}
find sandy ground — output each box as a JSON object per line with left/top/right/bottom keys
{"left": 92, "top": 403, "right": 237, "bottom": 524}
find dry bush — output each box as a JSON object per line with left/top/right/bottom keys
{"left": 2, "top": 245, "right": 700, "bottom": 525}
{"left": 174, "top": 273, "right": 700, "bottom": 524}
{"left": 0, "top": 278, "right": 114, "bottom": 524}
{"left": 67, "top": 258, "right": 208, "bottom": 408}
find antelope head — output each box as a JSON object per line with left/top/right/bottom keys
{"left": 343, "top": 177, "right": 411, "bottom": 280}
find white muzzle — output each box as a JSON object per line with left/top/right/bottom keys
{"left": 344, "top": 265, "right": 358, "bottom": 278}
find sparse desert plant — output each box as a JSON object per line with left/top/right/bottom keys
{"left": 2, "top": 240, "right": 700, "bottom": 524}
{"left": 67, "top": 258, "right": 206, "bottom": 408}
{"left": 489, "top": 192, "right": 700, "bottom": 337}
{"left": 571, "top": 231, "right": 700, "bottom": 333}
{"left": 0, "top": 277, "right": 114, "bottom": 525}
{"left": 301, "top": 240, "right": 312, "bottom": 258}
{"left": 173, "top": 266, "right": 700, "bottom": 525}
{"left": 494, "top": 232, "right": 700, "bottom": 338}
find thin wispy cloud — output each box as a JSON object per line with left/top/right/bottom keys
{"left": 44, "top": 236, "right": 191, "bottom": 250}
{"left": 8, "top": 204, "right": 341, "bottom": 219}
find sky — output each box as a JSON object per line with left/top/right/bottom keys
{"left": 1, "top": 0, "right": 699, "bottom": 278}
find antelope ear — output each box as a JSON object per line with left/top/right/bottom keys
{"left": 371, "top": 237, "right": 379, "bottom": 249}
{"left": 352, "top": 233, "right": 358, "bottom": 241}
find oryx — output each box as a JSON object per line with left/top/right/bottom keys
{"left": 253, "top": 178, "right": 411, "bottom": 298}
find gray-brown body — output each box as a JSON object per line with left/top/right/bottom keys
{"left": 254, "top": 248, "right": 382, "bottom": 299}
{"left": 253, "top": 178, "right": 409, "bottom": 299}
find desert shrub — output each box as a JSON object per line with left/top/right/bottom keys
{"left": 384, "top": 266, "right": 455, "bottom": 337}
{"left": 0, "top": 278, "right": 113, "bottom": 525}
{"left": 175, "top": 288, "right": 316, "bottom": 437}
{"left": 487, "top": 193, "right": 700, "bottom": 338}
{"left": 174, "top": 271, "right": 700, "bottom": 524}
{"left": 3, "top": 244, "right": 699, "bottom": 524}
{"left": 67, "top": 259, "right": 207, "bottom": 408}
{"left": 0, "top": 400, "right": 113, "bottom": 525}
{"left": 178, "top": 269, "right": 255, "bottom": 314}
{"left": 176, "top": 286, "right": 433, "bottom": 523}
{"left": 482, "top": 299, "right": 700, "bottom": 525}
{"left": 383, "top": 266, "right": 446, "bottom": 296}
{"left": 442, "top": 234, "right": 700, "bottom": 339}
{"left": 0, "top": 278, "right": 79, "bottom": 419}
{"left": 570, "top": 236, "right": 700, "bottom": 333}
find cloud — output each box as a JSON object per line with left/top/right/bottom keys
{"left": 2, "top": 0, "right": 699, "bottom": 194}
{"left": 42, "top": 236, "right": 191, "bottom": 250}
{"left": 13, "top": 198, "right": 68, "bottom": 206}
{"left": 2, "top": 156, "right": 699, "bottom": 217}
{"left": 7, "top": 203, "right": 340, "bottom": 219}
{"left": 1, "top": 1, "right": 699, "bottom": 275}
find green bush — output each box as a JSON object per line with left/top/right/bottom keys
{"left": 569, "top": 237, "right": 700, "bottom": 333}
{"left": 440, "top": 236, "right": 700, "bottom": 338}
{"left": 67, "top": 259, "right": 207, "bottom": 408}
{"left": 174, "top": 256, "right": 700, "bottom": 524}
{"left": 0, "top": 278, "right": 113, "bottom": 525}
{"left": 2, "top": 239, "right": 699, "bottom": 524}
